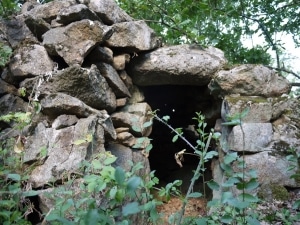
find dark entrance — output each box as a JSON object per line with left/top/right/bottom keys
{"left": 140, "top": 85, "right": 221, "bottom": 195}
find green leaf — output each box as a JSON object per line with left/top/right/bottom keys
{"left": 240, "top": 107, "right": 250, "bottom": 118}
{"left": 293, "top": 200, "right": 300, "bottom": 209}
{"left": 212, "top": 132, "right": 221, "bottom": 140}
{"left": 228, "top": 198, "right": 250, "bottom": 209}
{"left": 245, "top": 178, "right": 259, "bottom": 190}
{"left": 220, "top": 214, "right": 233, "bottom": 223}
{"left": 143, "top": 120, "right": 153, "bottom": 128}
{"left": 61, "top": 199, "right": 74, "bottom": 212}
{"left": 172, "top": 135, "right": 179, "bottom": 142}
{"left": 290, "top": 174, "right": 300, "bottom": 180}
{"left": 7, "top": 173, "right": 21, "bottom": 181}
{"left": 74, "top": 139, "right": 87, "bottom": 145}
{"left": 33, "top": 101, "right": 42, "bottom": 114}
{"left": 238, "top": 193, "right": 259, "bottom": 203}
{"left": 162, "top": 115, "right": 170, "bottom": 121}
{"left": 109, "top": 186, "right": 117, "bottom": 199}
{"left": 222, "top": 119, "right": 241, "bottom": 126}
{"left": 204, "top": 150, "right": 218, "bottom": 160}
{"left": 221, "top": 192, "right": 233, "bottom": 204}
{"left": 140, "top": 200, "right": 156, "bottom": 211}
{"left": 126, "top": 176, "right": 141, "bottom": 192}
{"left": 222, "top": 177, "right": 240, "bottom": 187}
{"left": 116, "top": 189, "right": 125, "bottom": 202}
{"left": 145, "top": 143, "right": 153, "bottom": 152}
{"left": 207, "top": 180, "right": 220, "bottom": 190}
{"left": 207, "top": 199, "right": 220, "bottom": 207}
{"left": 114, "top": 166, "right": 126, "bottom": 185}
{"left": 224, "top": 152, "right": 238, "bottom": 164}
{"left": 91, "top": 160, "right": 102, "bottom": 169}
{"left": 22, "top": 190, "right": 39, "bottom": 197}
{"left": 246, "top": 217, "right": 261, "bottom": 225}
{"left": 122, "top": 202, "right": 141, "bottom": 216}
{"left": 193, "top": 218, "right": 208, "bottom": 225}
{"left": 84, "top": 209, "right": 100, "bottom": 225}
{"left": 188, "top": 192, "right": 202, "bottom": 198}
{"left": 103, "top": 156, "right": 117, "bottom": 165}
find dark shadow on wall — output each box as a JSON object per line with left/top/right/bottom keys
{"left": 139, "top": 85, "right": 221, "bottom": 194}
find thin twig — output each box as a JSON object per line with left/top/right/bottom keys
{"left": 176, "top": 133, "right": 213, "bottom": 225}
{"left": 265, "top": 65, "right": 300, "bottom": 80}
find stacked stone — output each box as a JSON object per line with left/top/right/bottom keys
{"left": 208, "top": 64, "right": 299, "bottom": 200}
{"left": 0, "top": 0, "right": 159, "bottom": 202}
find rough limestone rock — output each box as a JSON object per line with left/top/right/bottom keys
{"left": 56, "top": 4, "right": 100, "bottom": 25}
{"left": 106, "top": 143, "right": 150, "bottom": 177}
{"left": 0, "top": 79, "right": 19, "bottom": 96}
{"left": 235, "top": 151, "right": 299, "bottom": 187}
{"left": 111, "top": 103, "right": 152, "bottom": 137}
{"left": 24, "top": 14, "right": 51, "bottom": 41}
{"left": 40, "top": 93, "right": 117, "bottom": 140}
{"left": 271, "top": 98, "right": 300, "bottom": 152}
{"left": 95, "top": 62, "right": 131, "bottom": 98}
{"left": 85, "top": 46, "right": 114, "bottom": 64}
{"left": 9, "top": 44, "right": 54, "bottom": 78}
{"left": 227, "top": 123, "right": 273, "bottom": 152}
{"left": 128, "top": 85, "right": 145, "bottom": 104}
{"left": 87, "top": 0, "right": 133, "bottom": 25}
{"left": 209, "top": 64, "right": 291, "bottom": 97}
{"left": 128, "top": 44, "right": 227, "bottom": 86}
{"left": 40, "top": 93, "right": 101, "bottom": 117}
{"left": 221, "top": 95, "right": 273, "bottom": 123}
{"left": 52, "top": 114, "right": 79, "bottom": 130}
{"left": 212, "top": 151, "right": 299, "bottom": 199}
{"left": 0, "top": 94, "right": 27, "bottom": 128}
{"left": 24, "top": 0, "right": 77, "bottom": 24}
{"left": 271, "top": 96, "right": 297, "bottom": 120}
{"left": 2, "top": 15, "right": 37, "bottom": 48}
{"left": 105, "top": 20, "right": 161, "bottom": 53}
{"left": 42, "top": 19, "right": 113, "bottom": 66}
{"left": 113, "top": 54, "right": 130, "bottom": 70}
{"left": 27, "top": 64, "right": 117, "bottom": 112}
{"left": 116, "top": 131, "right": 151, "bottom": 149}
{"left": 25, "top": 114, "right": 106, "bottom": 188}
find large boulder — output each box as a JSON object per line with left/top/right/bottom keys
{"left": 111, "top": 103, "right": 152, "bottom": 137}
{"left": 21, "top": 64, "right": 117, "bottom": 113}
{"left": 128, "top": 44, "right": 226, "bottom": 86}
{"left": 2, "top": 15, "right": 38, "bottom": 48}
{"left": 42, "top": 19, "right": 113, "bottom": 66}
{"left": 56, "top": 4, "right": 100, "bottom": 25}
{"left": 40, "top": 92, "right": 103, "bottom": 117}
{"left": 221, "top": 95, "right": 273, "bottom": 123}
{"left": 9, "top": 44, "right": 54, "bottom": 78}
{"left": 95, "top": 62, "right": 131, "bottom": 98}
{"left": 0, "top": 79, "right": 19, "bottom": 96}
{"left": 105, "top": 20, "right": 161, "bottom": 53}
{"left": 87, "top": 0, "right": 133, "bottom": 25}
{"left": 227, "top": 123, "right": 273, "bottom": 152}
{"left": 25, "top": 114, "right": 106, "bottom": 188}
{"left": 24, "top": 0, "right": 77, "bottom": 24}
{"left": 209, "top": 64, "right": 291, "bottom": 97}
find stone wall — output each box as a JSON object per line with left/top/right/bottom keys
{"left": 0, "top": 0, "right": 299, "bottom": 221}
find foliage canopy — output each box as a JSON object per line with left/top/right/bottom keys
{"left": 117, "top": 0, "right": 300, "bottom": 67}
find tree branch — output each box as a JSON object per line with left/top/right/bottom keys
{"left": 291, "top": 83, "right": 300, "bottom": 87}
{"left": 265, "top": 65, "right": 300, "bottom": 80}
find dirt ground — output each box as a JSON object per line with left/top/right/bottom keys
{"left": 156, "top": 196, "right": 207, "bottom": 224}
{"left": 156, "top": 188, "right": 300, "bottom": 225}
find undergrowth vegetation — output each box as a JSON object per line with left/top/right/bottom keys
{"left": 0, "top": 2, "right": 299, "bottom": 224}
{"left": 1, "top": 105, "right": 300, "bottom": 224}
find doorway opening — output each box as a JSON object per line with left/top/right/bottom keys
{"left": 140, "top": 85, "right": 222, "bottom": 196}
